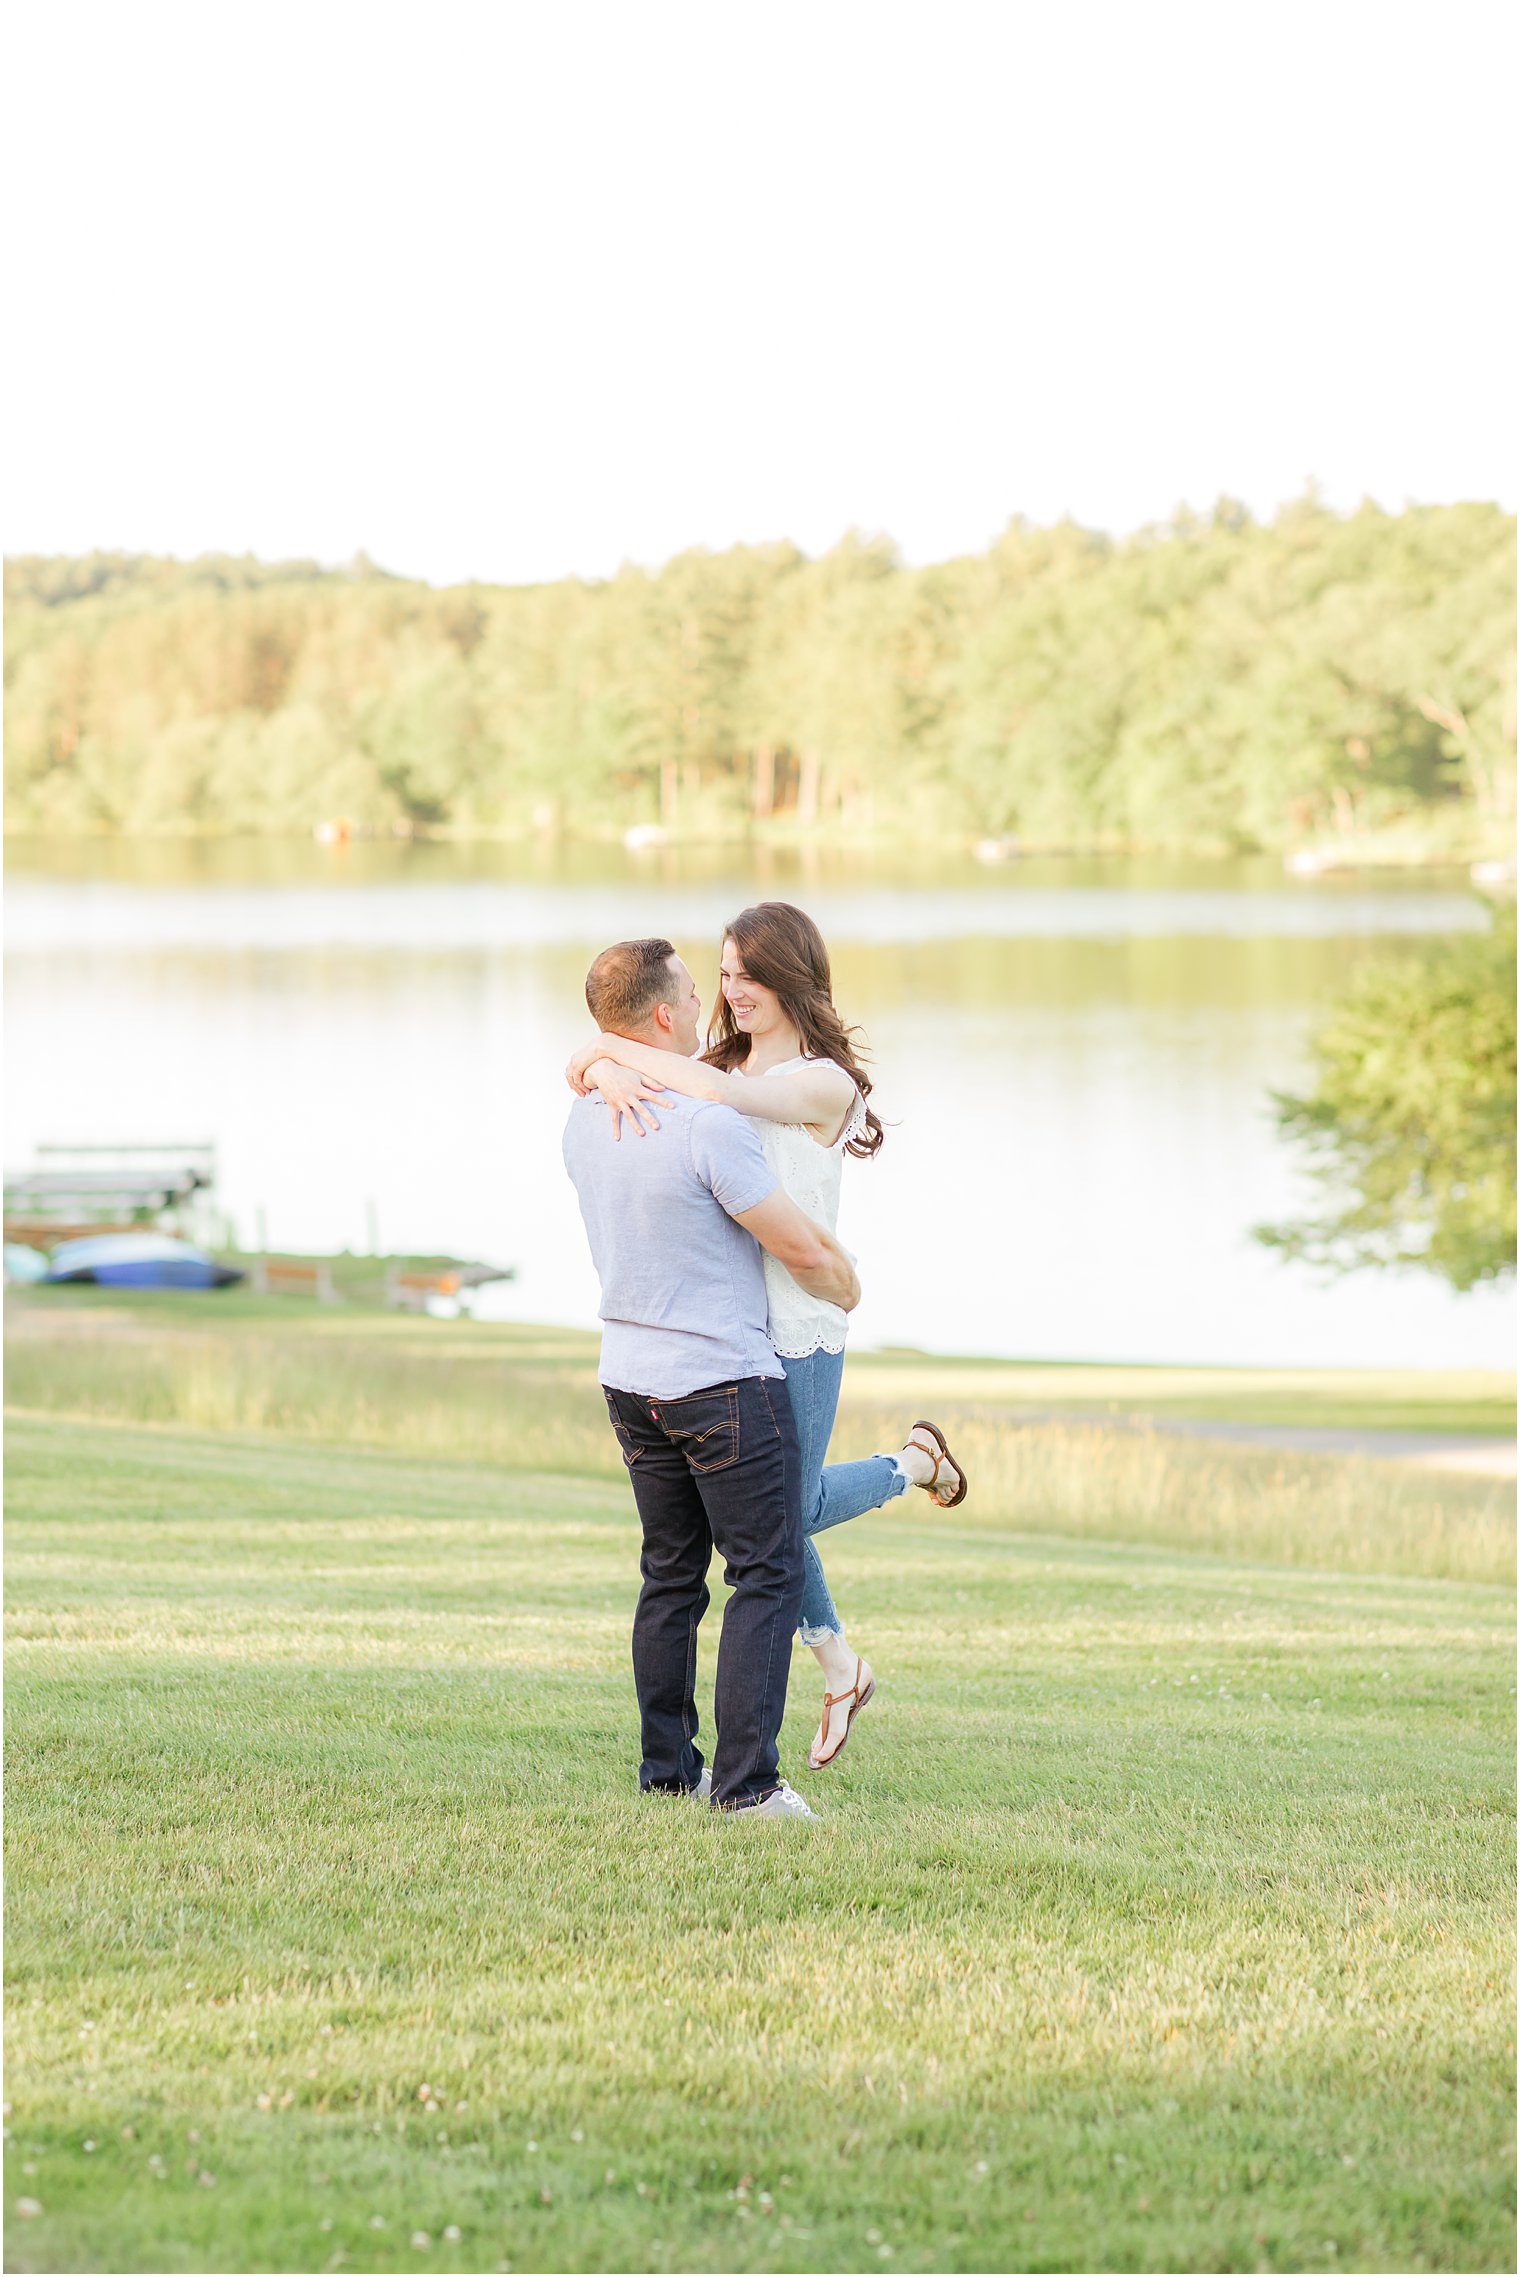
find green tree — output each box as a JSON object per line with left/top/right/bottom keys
{"left": 1256, "top": 907, "right": 1516, "bottom": 1290}
{"left": 5, "top": 507, "right": 1514, "bottom": 845}
{"left": 356, "top": 635, "right": 489, "bottom": 826}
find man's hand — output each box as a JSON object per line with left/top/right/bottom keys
{"left": 732, "top": 1191, "right": 861, "bottom": 1312}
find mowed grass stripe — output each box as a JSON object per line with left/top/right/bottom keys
{"left": 5, "top": 1413, "right": 1515, "bottom": 2274}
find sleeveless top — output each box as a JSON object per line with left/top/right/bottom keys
{"left": 734, "top": 1053, "right": 867, "bottom": 1359}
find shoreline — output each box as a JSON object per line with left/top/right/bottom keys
{"left": 5, "top": 823, "right": 1514, "bottom": 873}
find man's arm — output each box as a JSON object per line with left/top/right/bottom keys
{"left": 732, "top": 1190, "right": 861, "bottom": 1312}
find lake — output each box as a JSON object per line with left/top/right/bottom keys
{"left": 4, "top": 839, "right": 1512, "bottom": 1369}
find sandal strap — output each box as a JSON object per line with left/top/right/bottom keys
{"left": 907, "top": 1431, "right": 948, "bottom": 1485}
{"left": 813, "top": 1659, "right": 876, "bottom": 1767}
{"left": 821, "top": 1656, "right": 865, "bottom": 1716}
{"left": 909, "top": 1424, "right": 966, "bottom": 1504}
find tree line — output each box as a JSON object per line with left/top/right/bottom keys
{"left": 4, "top": 500, "right": 1514, "bottom": 847}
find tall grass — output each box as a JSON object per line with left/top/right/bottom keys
{"left": 845, "top": 1397, "right": 1514, "bottom": 1584}
{"left": 7, "top": 1310, "right": 1512, "bottom": 1585}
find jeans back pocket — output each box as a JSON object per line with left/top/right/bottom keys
{"left": 660, "top": 1385, "right": 740, "bottom": 1473}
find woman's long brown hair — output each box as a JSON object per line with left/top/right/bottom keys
{"left": 703, "top": 901, "right": 885, "bottom": 1159}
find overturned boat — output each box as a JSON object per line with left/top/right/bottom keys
{"left": 46, "top": 1232, "right": 245, "bottom": 1290}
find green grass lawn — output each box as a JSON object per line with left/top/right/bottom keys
{"left": 5, "top": 1359, "right": 1516, "bottom": 2272}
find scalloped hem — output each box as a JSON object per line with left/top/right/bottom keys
{"left": 770, "top": 1330, "right": 849, "bottom": 1360}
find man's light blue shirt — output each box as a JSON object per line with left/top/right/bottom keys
{"left": 562, "top": 1089, "right": 782, "bottom": 1398}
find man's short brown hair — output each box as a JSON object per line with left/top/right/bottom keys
{"left": 585, "top": 937, "right": 680, "bottom": 1032}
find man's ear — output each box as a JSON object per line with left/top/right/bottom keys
{"left": 652, "top": 1001, "right": 675, "bottom": 1036}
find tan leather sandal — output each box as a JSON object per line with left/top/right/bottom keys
{"left": 908, "top": 1418, "right": 968, "bottom": 1507}
{"left": 808, "top": 1656, "right": 877, "bottom": 1769}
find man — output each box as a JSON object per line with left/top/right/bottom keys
{"left": 562, "top": 936, "right": 860, "bottom": 1817}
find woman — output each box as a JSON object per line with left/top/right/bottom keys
{"left": 566, "top": 900, "right": 967, "bottom": 1770}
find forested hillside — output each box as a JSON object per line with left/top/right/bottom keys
{"left": 5, "top": 501, "right": 1513, "bottom": 849}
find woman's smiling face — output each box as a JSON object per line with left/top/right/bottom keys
{"left": 719, "top": 935, "right": 784, "bottom": 1038}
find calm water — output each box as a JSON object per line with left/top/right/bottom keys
{"left": 4, "top": 840, "right": 1512, "bottom": 1369}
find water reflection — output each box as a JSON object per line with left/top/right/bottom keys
{"left": 5, "top": 851, "right": 1487, "bottom": 958}
{"left": 4, "top": 842, "right": 1510, "bottom": 1369}
{"left": 0, "top": 836, "right": 1492, "bottom": 902}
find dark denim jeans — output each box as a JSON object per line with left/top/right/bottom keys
{"left": 604, "top": 1374, "right": 804, "bottom": 1809}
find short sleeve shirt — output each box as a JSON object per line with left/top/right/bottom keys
{"left": 562, "top": 1089, "right": 781, "bottom": 1397}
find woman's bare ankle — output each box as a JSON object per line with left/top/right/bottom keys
{"left": 809, "top": 1633, "right": 856, "bottom": 1688}
{"left": 898, "top": 1436, "right": 936, "bottom": 1487}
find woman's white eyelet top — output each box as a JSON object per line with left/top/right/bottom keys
{"left": 734, "top": 1054, "right": 866, "bottom": 1359}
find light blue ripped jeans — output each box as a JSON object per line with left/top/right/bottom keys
{"left": 780, "top": 1345, "right": 907, "bottom": 1645}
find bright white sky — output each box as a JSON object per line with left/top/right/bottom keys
{"left": 7, "top": 0, "right": 1513, "bottom": 588}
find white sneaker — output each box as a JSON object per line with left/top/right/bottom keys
{"left": 742, "top": 1780, "right": 816, "bottom": 1822}
{"left": 645, "top": 1768, "right": 711, "bottom": 1801}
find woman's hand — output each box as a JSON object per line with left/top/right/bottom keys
{"left": 586, "top": 1057, "right": 668, "bottom": 1140}
{"left": 566, "top": 1039, "right": 608, "bottom": 1095}
{"left": 566, "top": 1034, "right": 649, "bottom": 1095}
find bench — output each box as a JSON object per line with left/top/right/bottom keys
{"left": 252, "top": 1257, "right": 338, "bottom": 1302}
{"left": 385, "top": 1268, "right": 462, "bottom": 1313}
